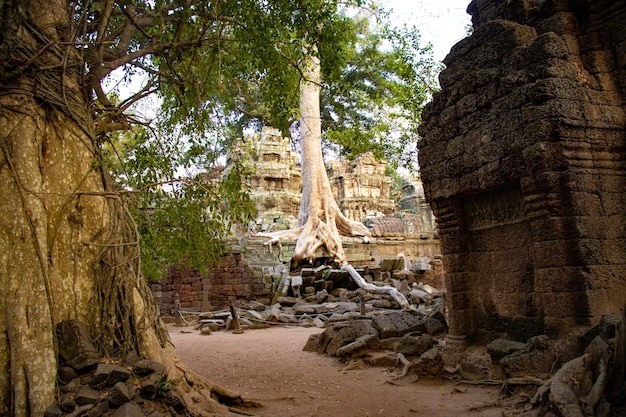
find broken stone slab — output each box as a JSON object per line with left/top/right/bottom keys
{"left": 499, "top": 335, "right": 555, "bottom": 378}
{"left": 112, "top": 403, "right": 143, "bottom": 417}
{"left": 412, "top": 347, "right": 444, "bottom": 377}
{"left": 133, "top": 359, "right": 167, "bottom": 377}
{"left": 139, "top": 371, "right": 167, "bottom": 400}
{"left": 75, "top": 386, "right": 101, "bottom": 405}
{"left": 85, "top": 401, "right": 109, "bottom": 417}
{"left": 395, "top": 334, "right": 435, "bottom": 356}
{"left": 44, "top": 405, "right": 62, "bottom": 417}
{"left": 371, "top": 310, "right": 425, "bottom": 339}
{"left": 106, "top": 381, "right": 131, "bottom": 406}
{"left": 363, "top": 351, "right": 398, "bottom": 368}
{"left": 165, "top": 390, "right": 187, "bottom": 413}
{"left": 91, "top": 363, "right": 132, "bottom": 387}
{"left": 460, "top": 362, "right": 490, "bottom": 381}
{"left": 335, "top": 334, "right": 379, "bottom": 358}
{"left": 276, "top": 296, "right": 299, "bottom": 307}
{"left": 56, "top": 320, "right": 100, "bottom": 371}
{"left": 65, "top": 404, "right": 94, "bottom": 417}
{"left": 423, "top": 317, "right": 446, "bottom": 336}
{"left": 292, "top": 303, "right": 316, "bottom": 315}
{"left": 487, "top": 338, "right": 526, "bottom": 359}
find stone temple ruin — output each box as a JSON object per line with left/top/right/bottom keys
{"left": 418, "top": 0, "right": 626, "bottom": 343}
{"left": 151, "top": 127, "right": 441, "bottom": 315}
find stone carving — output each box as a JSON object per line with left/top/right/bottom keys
{"left": 464, "top": 186, "right": 527, "bottom": 231}
{"left": 418, "top": 0, "right": 626, "bottom": 338}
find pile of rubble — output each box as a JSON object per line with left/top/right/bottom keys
{"left": 44, "top": 321, "right": 186, "bottom": 417}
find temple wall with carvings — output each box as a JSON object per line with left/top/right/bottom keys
{"left": 151, "top": 127, "right": 442, "bottom": 314}
{"left": 418, "top": 0, "right": 626, "bottom": 340}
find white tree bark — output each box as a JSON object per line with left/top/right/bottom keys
{"left": 258, "top": 51, "right": 370, "bottom": 266}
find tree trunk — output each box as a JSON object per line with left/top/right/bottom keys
{"left": 259, "top": 51, "right": 370, "bottom": 266}
{"left": 0, "top": 2, "right": 237, "bottom": 415}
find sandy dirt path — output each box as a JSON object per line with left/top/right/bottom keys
{"left": 169, "top": 325, "right": 507, "bottom": 417}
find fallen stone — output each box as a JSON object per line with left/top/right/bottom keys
{"left": 166, "top": 389, "right": 187, "bottom": 413}
{"left": 395, "top": 334, "right": 434, "bottom": 356}
{"left": 65, "top": 404, "right": 94, "bottom": 417}
{"left": 372, "top": 310, "right": 425, "bottom": 339}
{"left": 112, "top": 403, "right": 143, "bottom": 417}
{"left": 412, "top": 347, "right": 444, "bottom": 377}
{"left": 91, "top": 363, "right": 131, "bottom": 387}
{"left": 75, "top": 386, "right": 100, "bottom": 405}
{"left": 423, "top": 317, "right": 445, "bottom": 336}
{"left": 44, "top": 405, "right": 62, "bottom": 417}
{"left": 139, "top": 371, "right": 167, "bottom": 399}
{"left": 292, "top": 303, "right": 316, "bottom": 315}
{"left": 58, "top": 366, "right": 78, "bottom": 384}
{"left": 85, "top": 401, "right": 109, "bottom": 417}
{"left": 500, "top": 337, "right": 555, "bottom": 378}
{"left": 106, "top": 381, "right": 131, "bottom": 406}
{"left": 303, "top": 333, "right": 322, "bottom": 352}
{"left": 56, "top": 320, "right": 100, "bottom": 371}
{"left": 261, "top": 304, "right": 282, "bottom": 322}
{"left": 364, "top": 351, "right": 398, "bottom": 367}
{"left": 460, "top": 362, "right": 490, "bottom": 381}
{"left": 60, "top": 392, "right": 77, "bottom": 412}
{"left": 487, "top": 339, "right": 526, "bottom": 359}
{"left": 336, "top": 334, "right": 378, "bottom": 358}
{"left": 276, "top": 296, "right": 299, "bottom": 307}
{"left": 312, "top": 317, "right": 326, "bottom": 328}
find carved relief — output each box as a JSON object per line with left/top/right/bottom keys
{"left": 464, "top": 186, "right": 527, "bottom": 231}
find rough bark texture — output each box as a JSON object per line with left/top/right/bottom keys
{"left": 259, "top": 52, "right": 370, "bottom": 266}
{"left": 418, "top": 0, "right": 626, "bottom": 339}
{"left": 0, "top": 1, "right": 235, "bottom": 415}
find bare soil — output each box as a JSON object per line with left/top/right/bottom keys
{"left": 169, "top": 325, "right": 508, "bottom": 417}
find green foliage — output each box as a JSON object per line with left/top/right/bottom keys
{"left": 321, "top": 20, "right": 442, "bottom": 172}
{"left": 103, "top": 127, "right": 255, "bottom": 280}
{"left": 79, "top": 0, "right": 440, "bottom": 279}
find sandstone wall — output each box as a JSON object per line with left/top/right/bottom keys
{"left": 418, "top": 0, "right": 626, "bottom": 340}
{"left": 150, "top": 237, "right": 443, "bottom": 315}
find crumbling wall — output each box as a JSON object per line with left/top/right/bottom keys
{"left": 418, "top": 0, "right": 626, "bottom": 339}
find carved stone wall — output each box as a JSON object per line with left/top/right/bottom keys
{"left": 418, "top": 0, "right": 626, "bottom": 340}
{"left": 327, "top": 152, "right": 395, "bottom": 221}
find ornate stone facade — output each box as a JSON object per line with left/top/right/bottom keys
{"left": 418, "top": 0, "right": 626, "bottom": 340}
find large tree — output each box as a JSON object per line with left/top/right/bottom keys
{"left": 0, "top": 0, "right": 355, "bottom": 414}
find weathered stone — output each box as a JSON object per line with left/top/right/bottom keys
{"left": 75, "top": 386, "right": 101, "bottom": 405}
{"left": 106, "top": 381, "right": 131, "bottom": 406}
{"left": 487, "top": 339, "right": 526, "bottom": 359}
{"left": 303, "top": 333, "right": 322, "bottom": 352}
{"left": 85, "top": 401, "right": 109, "bottom": 417}
{"left": 460, "top": 362, "right": 490, "bottom": 381}
{"left": 292, "top": 303, "right": 316, "bottom": 315}
{"left": 336, "top": 334, "right": 378, "bottom": 358}
{"left": 276, "top": 296, "right": 299, "bottom": 307}
{"left": 499, "top": 336, "right": 555, "bottom": 378}
{"left": 139, "top": 371, "right": 167, "bottom": 399}
{"left": 412, "top": 347, "right": 444, "bottom": 377}
{"left": 112, "top": 403, "right": 144, "bottom": 417}
{"left": 166, "top": 389, "right": 187, "bottom": 413}
{"left": 56, "top": 320, "right": 100, "bottom": 371}
{"left": 371, "top": 310, "right": 425, "bottom": 339}
{"left": 60, "top": 392, "right": 77, "bottom": 412}
{"left": 58, "top": 366, "right": 78, "bottom": 384}
{"left": 65, "top": 404, "right": 94, "bottom": 417}
{"left": 44, "top": 405, "right": 62, "bottom": 417}
{"left": 395, "top": 334, "right": 434, "bottom": 356}
{"left": 423, "top": 317, "right": 445, "bottom": 336}
{"left": 363, "top": 351, "right": 398, "bottom": 368}
{"left": 419, "top": 0, "right": 626, "bottom": 339}
{"left": 91, "top": 363, "right": 132, "bottom": 387}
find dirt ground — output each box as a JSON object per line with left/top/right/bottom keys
{"left": 169, "top": 325, "right": 508, "bottom": 417}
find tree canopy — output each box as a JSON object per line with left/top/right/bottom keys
{"left": 1, "top": 0, "right": 438, "bottom": 279}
